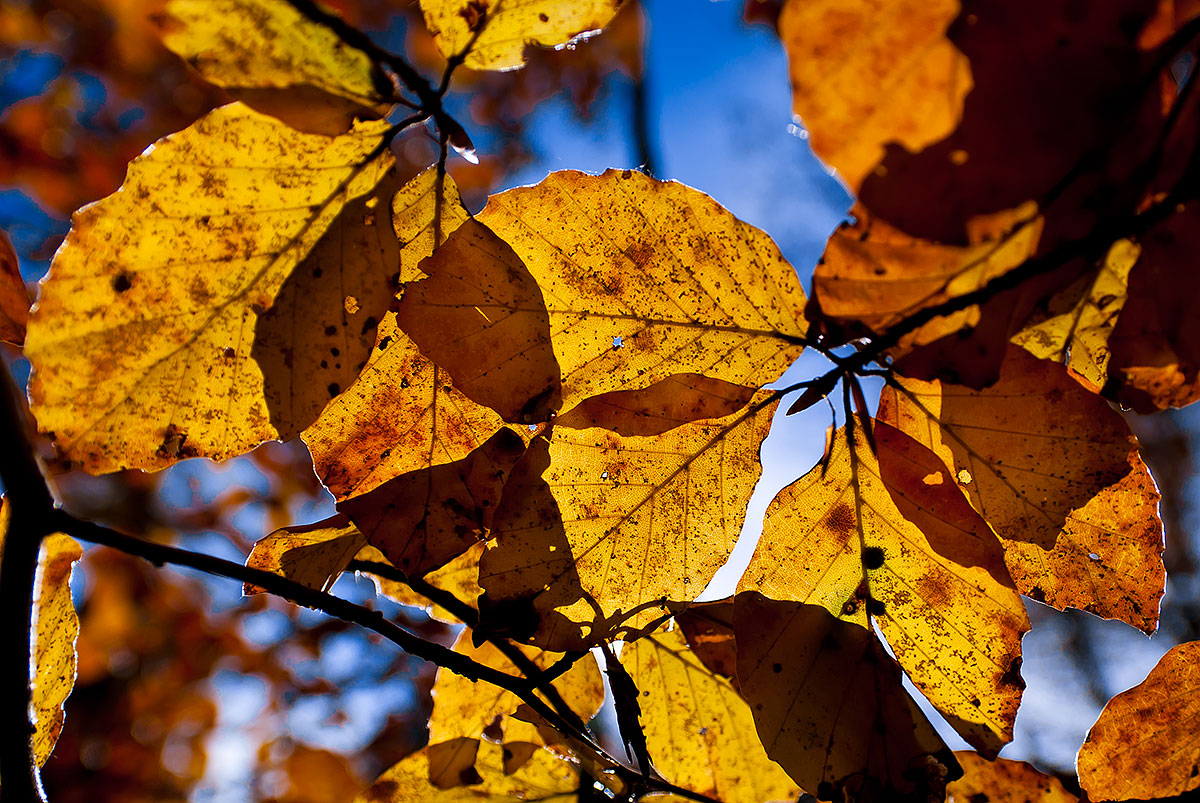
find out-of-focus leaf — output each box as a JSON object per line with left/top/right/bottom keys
{"left": 25, "top": 103, "right": 393, "bottom": 472}
{"left": 946, "top": 752, "right": 1077, "bottom": 803}
{"left": 738, "top": 419, "right": 1028, "bottom": 753}
{"left": 733, "top": 593, "right": 958, "bottom": 802}
{"left": 353, "top": 739, "right": 578, "bottom": 802}
{"left": 1077, "top": 640, "right": 1200, "bottom": 801}
{"left": 478, "top": 169, "right": 807, "bottom": 415}
{"left": 244, "top": 513, "right": 366, "bottom": 594}
{"left": 157, "top": 0, "right": 391, "bottom": 134}
{"left": 779, "top": 0, "right": 971, "bottom": 190}
{"left": 1106, "top": 202, "right": 1200, "bottom": 411}
{"left": 420, "top": 0, "right": 623, "bottom": 72}
{"left": 479, "top": 391, "right": 778, "bottom": 650}
{"left": 622, "top": 627, "right": 801, "bottom": 803}
{"left": 276, "top": 743, "right": 364, "bottom": 803}
{"left": 357, "top": 541, "right": 485, "bottom": 623}
{"left": 879, "top": 346, "right": 1166, "bottom": 633}
{"left": 428, "top": 630, "right": 603, "bottom": 746}
{"left": 1012, "top": 238, "right": 1139, "bottom": 389}
{"left": 0, "top": 229, "right": 28, "bottom": 346}
{"left": 811, "top": 204, "right": 1042, "bottom": 349}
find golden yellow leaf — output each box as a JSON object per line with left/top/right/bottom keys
{"left": 878, "top": 346, "right": 1166, "bottom": 633}
{"left": 479, "top": 389, "right": 779, "bottom": 650}
{"left": 357, "top": 541, "right": 485, "bottom": 624}
{"left": 244, "top": 513, "right": 366, "bottom": 594}
{"left": 478, "top": 169, "right": 808, "bottom": 415}
{"left": 738, "top": 419, "right": 1027, "bottom": 753}
{"left": 733, "top": 593, "right": 957, "bottom": 801}
{"left": 428, "top": 631, "right": 603, "bottom": 746}
{"left": 946, "top": 752, "right": 1077, "bottom": 803}
{"left": 1013, "top": 238, "right": 1139, "bottom": 389}
{"left": 811, "top": 204, "right": 1042, "bottom": 349}
{"left": 420, "top": 0, "right": 622, "bottom": 72}
{"left": 354, "top": 740, "right": 578, "bottom": 803}
{"left": 391, "top": 166, "right": 471, "bottom": 284}
{"left": 158, "top": 0, "right": 390, "bottom": 135}
{"left": 621, "top": 627, "right": 800, "bottom": 803}
{"left": 32, "top": 530, "right": 84, "bottom": 766}
{"left": 0, "top": 229, "right": 27, "bottom": 347}
{"left": 1077, "top": 640, "right": 1200, "bottom": 801}
{"left": 779, "top": 0, "right": 972, "bottom": 190}
{"left": 25, "top": 103, "right": 394, "bottom": 473}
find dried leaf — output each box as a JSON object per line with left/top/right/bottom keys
{"left": 244, "top": 513, "right": 366, "bottom": 594}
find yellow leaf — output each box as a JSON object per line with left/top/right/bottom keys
{"left": 478, "top": 169, "right": 808, "bottom": 415}
{"left": 879, "top": 346, "right": 1166, "bottom": 633}
{"left": 391, "top": 166, "right": 472, "bottom": 284}
{"left": 428, "top": 631, "right": 603, "bottom": 746}
{"left": 354, "top": 740, "right": 578, "bottom": 802}
{"left": 812, "top": 204, "right": 1042, "bottom": 349}
{"left": 31, "top": 529, "right": 84, "bottom": 766}
{"left": 1077, "top": 640, "right": 1200, "bottom": 801}
{"left": 738, "top": 419, "right": 1027, "bottom": 753}
{"left": 479, "top": 389, "right": 779, "bottom": 650}
{"left": 25, "top": 103, "right": 394, "bottom": 473}
{"left": 244, "top": 513, "right": 366, "bottom": 594}
{"left": 357, "top": 541, "right": 485, "bottom": 624}
{"left": 420, "top": 0, "right": 622, "bottom": 72}
{"left": 621, "top": 627, "right": 801, "bottom": 803}
{"left": 947, "top": 752, "right": 1078, "bottom": 803}
{"left": 157, "top": 0, "right": 390, "bottom": 134}
{"left": 1013, "top": 238, "right": 1139, "bottom": 389}
{"left": 733, "top": 593, "right": 958, "bottom": 801}
{"left": 0, "top": 229, "right": 27, "bottom": 347}
{"left": 779, "top": 0, "right": 972, "bottom": 190}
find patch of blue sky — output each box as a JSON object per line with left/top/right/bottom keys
{"left": 0, "top": 50, "right": 63, "bottom": 109}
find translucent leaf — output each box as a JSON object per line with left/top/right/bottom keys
{"left": 25, "top": 103, "right": 394, "bottom": 472}
{"left": 478, "top": 169, "right": 807, "bottom": 415}
{"left": 158, "top": 0, "right": 390, "bottom": 134}
{"left": 357, "top": 541, "right": 485, "bottom": 624}
{"left": 733, "top": 593, "right": 958, "bottom": 801}
{"left": 244, "top": 513, "right": 366, "bottom": 594}
{"left": 1077, "top": 640, "right": 1200, "bottom": 801}
{"left": 479, "top": 390, "right": 779, "bottom": 650}
{"left": 779, "top": 0, "right": 971, "bottom": 190}
{"left": 621, "top": 627, "right": 800, "bottom": 803}
{"left": 420, "top": 0, "right": 622, "bottom": 72}
{"left": 879, "top": 346, "right": 1165, "bottom": 632}
{"left": 738, "top": 419, "right": 1028, "bottom": 753}
{"left": 946, "top": 752, "right": 1077, "bottom": 803}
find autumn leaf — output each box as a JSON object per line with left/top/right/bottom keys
{"left": 25, "top": 103, "right": 394, "bottom": 472}
{"left": 419, "top": 0, "right": 623, "bottom": 72}
{"left": 737, "top": 418, "right": 1028, "bottom": 752}
{"left": 477, "top": 169, "right": 808, "bottom": 415}
{"left": 244, "top": 513, "right": 366, "bottom": 595}
{"left": 358, "top": 541, "right": 485, "bottom": 623}
{"left": 733, "top": 593, "right": 958, "bottom": 802}
{"left": 157, "top": 0, "right": 391, "bottom": 135}
{"left": 879, "top": 346, "right": 1166, "bottom": 632}
{"left": 778, "top": 0, "right": 971, "bottom": 191}
{"left": 428, "top": 631, "right": 603, "bottom": 746}
{"left": 354, "top": 740, "right": 578, "bottom": 802}
{"left": 672, "top": 598, "right": 738, "bottom": 684}
{"left": 479, "top": 389, "right": 778, "bottom": 650}
{"left": 1012, "top": 237, "right": 1139, "bottom": 389}
{"left": 1076, "top": 640, "right": 1200, "bottom": 801}
{"left": 0, "top": 228, "right": 28, "bottom": 347}
{"left": 620, "top": 627, "right": 801, "bottom": 803}
{"left": 946, "top": 752, "right": 1078, "bottom": 803}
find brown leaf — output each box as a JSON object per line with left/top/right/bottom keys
{"left": 672, "top": 599, "right": 738, "bottom": 684}
{"left": 555, "top": 374, "right": 758, "bottom": 437}
{"left": 0, "top": 229, "right": 28, "bottom": 347}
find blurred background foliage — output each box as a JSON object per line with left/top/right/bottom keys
{"left": 1, "top": 0, "right": 1198, "bottom": 800}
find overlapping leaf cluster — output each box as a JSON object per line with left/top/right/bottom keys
{"left": 8, "top": 0, "right": 1200, "bottom": 801}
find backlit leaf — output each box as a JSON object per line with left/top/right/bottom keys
{"left": 738, "top": 419, "right": 1028, "bottom": 752}
{"left": 1012, "top": 238, "right": 1139, "bottom": 389}
{"left": 157, "top": 0, "right": 390, "bottom": 135}
{"left": 733, "top": 593, "right": 958, "bottom": 802}
{"left": 0, "top": 229, "right": 27, "bottom": 347}
{"left": 244, "top": 513, "right": 366, "bottom": 594}
{"left": 879, "top": 346, "right": 1166, "bottom": 632}
{"left": 1077, "top": 640, "right": 1200, "bottom": 801}
{"left": 478, "top": 169, "right": 807, "bottom": 415}
{"left": 25, "top": 103, "right": 393, "bottom": 472}
{"left": 946, "top": 752, "right": 1077, "bottom": 803}
{"left": 420, "top": 0, "right": 622, "bottom": 72}
{"left": 479, "top": 390, "right": 778, "bottom": 650}
{"left": 779, "top": 0, "right": 971, "bottom": 191}
{"left": 354, "top": 740, "right": 578, "bottom": 802}
{"left": 358, "top": 541, "right": 485, "bottom": 623}
{"left": 621, "top": 627, "right": 800, "bottom": 803}
{"left": 672, "top": 598, "right": 738, "bottom": 684}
